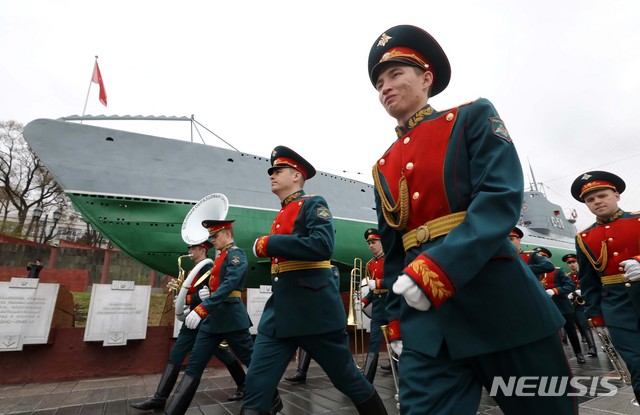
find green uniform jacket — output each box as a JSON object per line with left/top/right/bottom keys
{"left": 256, "top": 191, "right": 346, "bottom": 337}
{"left": 197, "top": 244, "right": 252, "bottom": 334}
{"left": 541, "top": 268, "right": 576, "bottom": 315}
{"left": 373, "top": 99, "right": 564, "bottom": 359}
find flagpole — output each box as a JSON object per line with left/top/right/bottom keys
{"left": 81, "top": 56, "right": 99, "bottom": 123}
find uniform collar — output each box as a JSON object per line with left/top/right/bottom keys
{"left": 596, "top": 208, "right": 623, "bottom": 225}
{"left": 220, "top": 242, "right": 235, "bottom": 251}
{"left": 374, "top": 252, "right": 384, "bottom": 260}
{"left": 395, "top": 105, "right": 435, "bottom": 138}
{"left": 282, "top": 190, "right": 304, "bottom": 207}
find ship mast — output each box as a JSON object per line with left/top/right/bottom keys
{"left": 528, "top": 161, "right": 539, "bottom": 192}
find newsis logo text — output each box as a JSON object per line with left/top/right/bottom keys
{"left": 490, "top": 376, "right": 619, "bottom": 397}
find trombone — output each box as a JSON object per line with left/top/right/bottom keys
{"left": 348, "top": 258, "right": 367, "bottom": 369}
{"left": 588, "top": 319, "right": 632, "bottom": 384}
{"left": 381, "top": 324, "right": 400, "bottom": 411}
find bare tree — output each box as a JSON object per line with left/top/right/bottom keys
{"left": 0, "top": 120, "right": 66, "bottom": 238}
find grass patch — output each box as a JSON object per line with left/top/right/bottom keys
{"left": 72, "top": 291, "right": 170, "bottom": 328}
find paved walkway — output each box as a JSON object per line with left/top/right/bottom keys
{"left": 0, "top": 345, "right": 638, "bottom": 414}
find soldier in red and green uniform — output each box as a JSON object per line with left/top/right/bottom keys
{"left": 241, "top": 146, "right": 387, "bottom": 415}
{"left": 129, "top": 241, "right": 246, "bottom": 412}
{"left": 360, "top": 228, "right": 390, "bottom": 383}
{"left": 509, "top": 227, "right": 555, "bottom": 276}
{"left": 536, "top": 247, "right": 586, "bottom": 364}
{"left": 571, "top": 170, "right": 640, "bottom": 407}
{"left": 164, "top": 221, "right": 255, "bottom": 415}
{"left": 562, "top": 253, "right": 598, "bottom": 357}
{"left": 368, "top": 24, "right": 575, "bottom": 414}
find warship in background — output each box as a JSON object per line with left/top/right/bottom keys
{"left": 23, "top": 116, "right": 578, "bottom": 290}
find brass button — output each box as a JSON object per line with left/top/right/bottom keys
{"left": 582, "top": 233, "right": 587, "bottom": 237}
{"left": 412, "top": 192, "right": 420, "bottom": 200}
{"left": 605, "top": 225, "right": 610, "bottom": 229}
{"left": 608, "top": 237, "right": 613, "bottom": 241}
{"left": 298, "top": 201, "right": 302, "bottom": 206}
{"left": 416, "top": 225, "right": 430, "bottom": 243}
{"left": 274, "top": 277, "right": 279, "bottom": 282}
{"left": 406, "top": 162, "right": 414, "bottom": 170}
{"left": 379, "top": 159, "right": 385, "bottom": 165}
{"left": 276, "top": 224, "right": 280, "bottom": 228}
{"left": 446, "top": 113, "right": 454, "bottom": 121}
{"left": 613, "top": 252, "right": 619, "bottom": 256}
{"left": 403, "top": 137, "right": 411, "bottom": 144}
{"left": 274, "top": 258, "right": 279, "bottom": 263}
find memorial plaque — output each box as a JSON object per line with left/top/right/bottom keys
{"left": 246, "top": 286, "right": 272, "bottom": 335}
{"left": 0, "top": 279, "right": 60, "bottom": 351}
{"left": 84, "top": 281, "right": 151, "bottom": 346}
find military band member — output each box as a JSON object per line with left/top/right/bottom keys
{"left": 571, "top": 170, "right": 640, "bottom": 406}
{"left": 536, "top": 247, "right": 586, "bottom": 364}
{"left": 509, "top": 227, "right": 555, "bottom": 276}
{"left": 563, "top": 253, "right": 598, "bottom": 356}
{"left": 164, "top": 220, "right": 255, "bottom": 415}
{"left": 241, "top": 146, "right": 387, "bottom": 414}
{"left": 360, "top": 228, "right": 390, "bottom": 383}
{"left": 368, "top": 24, "right": 575, "bottom": 414}
{"left": 130, "top": 241, "right": 247, "bottom": 411}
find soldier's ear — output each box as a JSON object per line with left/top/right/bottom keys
{"left": 422, "top": 70, "right": 434, "bottom": 95}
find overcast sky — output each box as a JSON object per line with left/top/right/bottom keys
{"left": 2, "top": 0, "right": 640, "bottom": 230}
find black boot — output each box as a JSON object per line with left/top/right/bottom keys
{"left": 632, "top": 389, "right": 640, "bottom": 407}
{"left": 130, "top": 363, "right": 180, "bottom": 411}
{"left": 585, "top": 330, "right": 598, "bottom": 356}
{"left": 575, "top": 352, "right": 586, "bottom": 364}
{"left": 380, "top": 361, "right": 391, "bottom": 371}
{"left": 163, "top": 374, "right": 200, "bottom": 415}
{"left": 363, "top": 352, "right": 379, "bottom": 384}
{"left": 355, "top": 390, "right": 388, "bottom": 415}
{"left": 284, "top": 349, "right": 310, "bottom": 384}
{"left": 271, "top": 390, "right": 284, "bottom": 414}
{"left": 226, "top": 360, "right": 246, "bottom": 401}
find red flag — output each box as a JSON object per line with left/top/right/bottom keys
{"left": 91, "top": 61, "right": 107, "bottom": 106}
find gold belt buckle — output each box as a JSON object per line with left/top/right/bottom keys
{"left": 273, "top": 263, "right": 279, "bottom": 274}
{"left": 415, "top": 225, "right": 430, "bottom": 244}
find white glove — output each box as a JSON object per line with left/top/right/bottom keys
{"left": 199, "top": 286, "right": 211, "bottom": 300}
{"left": 390, "top": 340, "right": 403, "bottom": 356}
{"left": 567, "top": 292, "right": 574, "bottom": 300}
{"left": 393, "top": 274, "right": 431, "bottom": 311}
{"left": 185, "top": 311, "right": 202, "bottom": 329}
{"left": 176, "top": 305, "right": 190, "bottom": 322}
{"left": 368, "top": 279, "right": 376, "bottom": 290}
{"left": 545, "top": 289, "right": 555, "bottom": 297}
{"left": 575, "top": 289, "right": 581, "bottom": 296}
{"left": 620, "top": 259, "right": 640, "bottom": 281}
